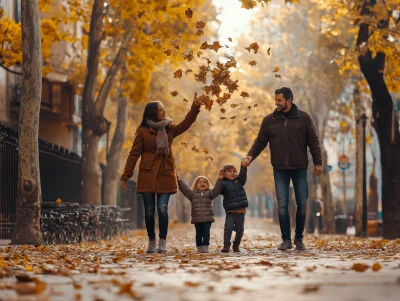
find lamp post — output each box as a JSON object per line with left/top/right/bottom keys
{"left": 360, "top": 113, "right": 368, "bottom": 237}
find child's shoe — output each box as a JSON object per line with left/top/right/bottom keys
{"left": 232, "top": 242, "right": 241, "bottom": 252}
{"left": 221, "top": 244, "right": 230, "bottom": 253}
{"left": 202, "top": 246, "right": 209, "bottom": 253}
{"left": 197, "top": 246, "right": 203, "bottom": 253}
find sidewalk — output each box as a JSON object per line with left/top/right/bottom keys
{"left": 0, "top": 218, "right": 399, "bottom": 301}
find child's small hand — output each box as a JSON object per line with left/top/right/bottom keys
{"left": 219, "top": 168, "right": 225, "bottom": 179}
{"left": 241, "top": 158, "right": 248, "bottom": 167}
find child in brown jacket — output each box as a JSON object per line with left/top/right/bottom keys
{"left": 177, "top": 172, "right": 223, "bottom": 253}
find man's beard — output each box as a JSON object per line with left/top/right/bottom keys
{"left": 276, "top": 104, "right": 287, "bottom": 111}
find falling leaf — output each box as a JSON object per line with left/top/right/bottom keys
{"left": 352, "top": 263, "right": 369, "bottom": 272}
{"left": 183, "top": 98, "right": 188, "bottom": 102}
{"left": 198, "top": 94, "right": 213, "bottom": 111}
{"left": 240, "top": 91, "right": 249, "bottom": 98}
{"left": 372, "top": 263, "right": 382, "bottom": 272}
{"left": 247, "top": 106, "right": 252, "bottom": 111}
{"left": 171, "top": 91, "right": 179, "bottom": 97}
{"left": 267, "top": 47, "right": 271, "bottom": 56}
{"left": 210, "top": 41, "right": 223, "bottom": 52}
{"left": 163, "top": 49, "right": 172, "bottom": 56}
{"left": 230, "top": 116, "right": 236, "bottom": 120}
{"left": 152, "top": 37, "right": 163, "bottom": 46}
{"left": 200, "top": 42, "right": 211, "bottom": 50}
{"left": 228, "top": 37, "right": 232, "bottom": 42}
{"left": 207, "top": 122, "right": 212, "bottom": 126}
{"left": 273, "top": 66, "right": 280, "bottom": 72}
{"left": 203, "top": 148, "right": 209, "bottom": 154}
{"left": 192, "top": 146, "right": 200, "bottom": 153}
{"left": 240, "top": 0, "right": 257, "bottom": 9}
{"left": 197, "top": 51, "right": 203, "bottom": 57}
{"left": 196, "top": 21, "right": 206, "bottom": 29}
{"left": 220, "top": 117, "right": 227, "bottom": 120}
{"left": 249, "top": 60, "right": 257, "bottom": 66}
{"left": 56, "top": 198, "right": 62, "bottom": 204}
{"left": 174, "top": 69, "right": 183, "bottom": 79}
{"left": 220, "top": 108, "right": 226, "bottom": 113}
{"left": 181, "top": 142, "right": 189, "bottom": 148}
{"left": 244, "top": 117, "right": 250, "bottom": 121}
{"left": 206, "top": 156, "right": 214, "bottom": 162}
{"left": 230, "top": 103, "right": 240, "bottom": 109}
{"left": 245, "top": 42, "right": 259, "bottom": 54}
{"left": 183, "top": 51, "right": 194, "bottom": 62}
{"left": 196, "top": 30, "right": 204, "bottom": 36}
{"left": 275, "top": 74, "right": 282, "bottom": 78}
{"left": 253, "top": 103, "right": 258, "bottom": 108}
{"left": 185, "top": 8, "right": 193, "bottom": 18}
{"left": 172, "top": 34, "right": 182, "bottom": 50}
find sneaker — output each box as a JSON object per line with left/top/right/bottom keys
{"left": 146, "top": 240, "right": 157, "bottom": 253}
{"left": 221, "top": 244, "right": 230, "bottom": 253}
{"left": 202, "top": 246, "right": 209, "bottom": 253}
{"left": 197, "top": 246, "right": 203, "bottom": 254}
{"left": 278, "top": 240, "right": 293, "bottom": 251}
{"left": 157, "top": 239, "right": 167, "bottom": 253}
{"left": 232, "top": 242, "right": 240, "bottom": 253}
{"left": 294, "top": 238, "right": 305, "bottom": 251}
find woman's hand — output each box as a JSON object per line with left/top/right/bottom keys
{"left": 120, "top": 180, "right": 127, "bottom": 192}
{"left": 193, "top": 92, "right": 204, "bottom": 107}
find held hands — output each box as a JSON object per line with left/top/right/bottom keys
{"left": 242, "top": 155, "right": 253, "bottom": 167}
{"left": 120, "top": 179, "right": 127, "bottom": 192}
{"left": 312, "top": 165, "right": 323, "bottom": 176}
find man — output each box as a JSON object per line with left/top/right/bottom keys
{"left": 244, "top": 87, "right": 322, "bottom": 251}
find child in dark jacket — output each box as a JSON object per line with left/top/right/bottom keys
{"left": 220, "top": 159, "right": 249, "bottom": 253}
{"left": 177, "top": 172, "right": 223, "bottom": 253}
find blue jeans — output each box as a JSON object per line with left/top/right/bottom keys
{"left": 273, "top": 169, "right": 308, "bottom": 241}
{"left": 141, "top": 193, "right": 170, "bottom": 240}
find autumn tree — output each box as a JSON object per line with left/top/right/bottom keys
{"left": 10, "top": 0, "right": 44, "bottom": 245}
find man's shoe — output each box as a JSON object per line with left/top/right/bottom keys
{"left": 232, "top": 242, "right": 240, "bottom": 253}
{"left": 202, "top": 246, "right": 209, "bottom": 253}
{"left": 197, "top": 246, "right": 203, "bottom": 254}
{"left": 157, "top": 239, "right": 168, "bottom": 253}
{"left": 146, "top": 240, "right": 157, "bottom": 253}
{"left": 221, "top": 244, "right": 230, "bottom": 253}
{"left": 294, "top": 238, "right": 305, "bottom": 251}
{"left": 278, "top": 240, "right": 293, "bottom": 251}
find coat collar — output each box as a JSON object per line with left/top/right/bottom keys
{"left": 272, "top": 103, "right": 300, "bottom": 119}
{"left": 149, "top": 128, "right": 157, "bottom": 134}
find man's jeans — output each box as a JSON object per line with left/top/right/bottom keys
{"left": 273, "top": 169, "right": 308, "bottom": 241}
{"left": 141, "top": 193, "right": 170, "bottom": 240}
{"left": 194, "top": 222, "right": 212, "bottom": 247}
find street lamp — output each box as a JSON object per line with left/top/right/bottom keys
{"left": 359, "top": 113, "right": 368, "bottom": 237}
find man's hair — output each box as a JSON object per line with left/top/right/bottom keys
{"left": 275, "top": 87, "right": 294, "bottom": 102}
{"left": 222, "top": 163, "right": 237, "bottom": 173}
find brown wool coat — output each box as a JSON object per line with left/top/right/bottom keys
{"left": 121, "top": 103, "right": 200, "bottom": 194}
{"left": 178, "top": 178, "right": 223, "bottom": 224}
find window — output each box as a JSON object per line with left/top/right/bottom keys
{"left": 15, "top": 0, "right": 21, "bottom": 23}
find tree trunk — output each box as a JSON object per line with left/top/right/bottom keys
{"left": 357, "top": 12, "right": 400, "bottom": 239}
{"left": 320, "top": 141, "right": 335, "bottom": 234}
{"left": 353, "top": 83, "right": 364, "bottom": 236}
{"left": 81, "top": 0, "right": 106, "bottom": 205}
{"left": 103, "top": 94, "right": 129, "bottom": 205}
{"left": 11, "top": 0, "right": 43, "bottom": 245}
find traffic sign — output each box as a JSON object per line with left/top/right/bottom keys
{"left": 327, "top": 165, "right": 332, "bottom": 172}
{"left": 338, "top": 153, "right": 350, "bottom": 170}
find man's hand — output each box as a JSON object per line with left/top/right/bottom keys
{"left": 193, "top": 92, "right": 203, "bottom": 107}
{"left": 312, "top": 165, "right": 323, "bottom": 176}
{"left": 241, "top": 158, "right": 248, "bottom": 167}
{"left": 219, "top": 168, "right": 225, "bottom": 179}
{"left": 120, "top": 179, "right": 127, "bottom": 192}
{"left": 243, "top": 155, "right": 253, "bottom": 166}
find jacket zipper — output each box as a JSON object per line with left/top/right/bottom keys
{"left": 284, "top": 117, "right": 288, "bottom": 168}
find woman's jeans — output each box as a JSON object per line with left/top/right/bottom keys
{"left": 273, "top": 169, "right": 308, "bottom": 241}
{"left": 141, "top": 193, "right": 170, "bottom": 240}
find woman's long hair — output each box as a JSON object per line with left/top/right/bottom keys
{"left": 136, "top": 101, "right": 161, "bottom": 133}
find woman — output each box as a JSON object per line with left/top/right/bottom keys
{"left": 120, "top": 93, "right": 203, "bottom": 253}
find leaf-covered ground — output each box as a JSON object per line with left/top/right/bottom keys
{"left": 1, "top": 218, "right": 400, "bottom": 301}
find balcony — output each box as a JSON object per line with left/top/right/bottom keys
{"left": 10, "top": 79, "right": 81, "bottom": 126}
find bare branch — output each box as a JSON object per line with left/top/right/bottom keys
{"left": 0, "top": 62, "right": 23, "bottom": 76}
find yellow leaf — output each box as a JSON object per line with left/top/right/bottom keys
{"left": 137, "top": 249, "right": 145, "bottom": 254}
{"left": 352, "top": 263, "right": 369, "bottom": 272}
{"left": 239, "top": 0, "right": 257, "bottom": 10}
{"left": 372, "top": 263, "right": 382, "bottom": 272}
{"left": 0, "top": 259, "right": 7, "bottom": 268}
{"left": 273, "top": 66, "right": 280, "bottom": 72}
{"left": 56, "top": 198, "right": 62, "bottom": 204}
{"left": 249, "top": 60, "right": 257, "bottom": 66}
{"left": 203, "top": 148, "right": 209, "bottom": 154}
{"left": 173, "top": 69, "right": 183, "bottom": 79}
{"left": 25, "top": 265, "right": 33, "bottom": 271}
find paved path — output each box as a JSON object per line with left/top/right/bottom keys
{"left": 0, "top": 218, "right": 399, "bottom": 301}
